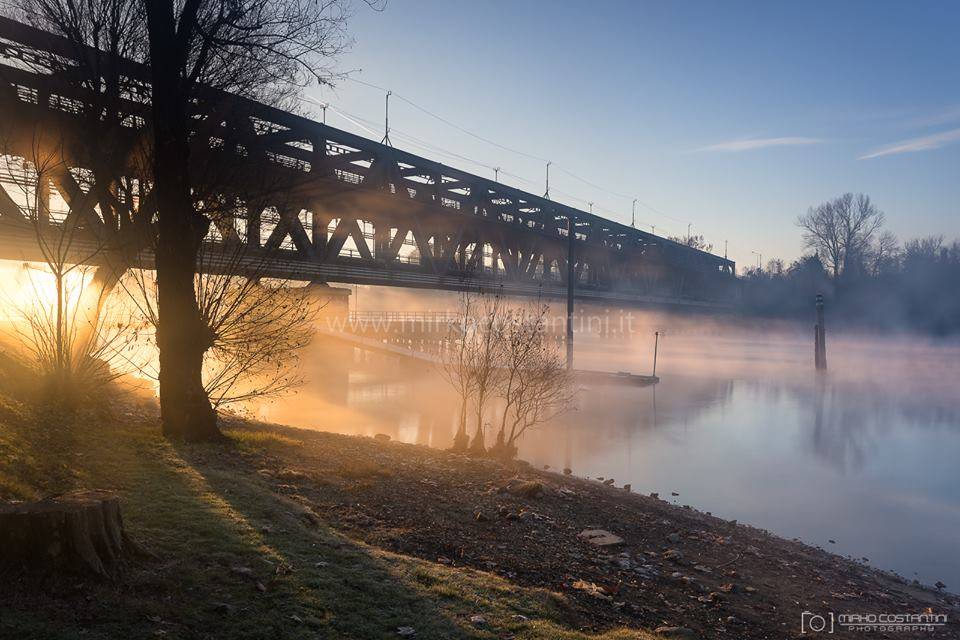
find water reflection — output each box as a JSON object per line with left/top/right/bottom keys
{"left": 257, "top": 335, "right": 960, "bottom": 587}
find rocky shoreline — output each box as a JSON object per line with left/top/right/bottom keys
{"left": 217, "top": 416, "right": 960, "bottom": 639}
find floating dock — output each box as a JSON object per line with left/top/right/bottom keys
{"left": 573, "top": 369, "right": 659, "bottom": 387}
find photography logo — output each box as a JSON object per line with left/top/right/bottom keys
{"left": 801, "top": 612, "right": 834, "bottom": 634}
{"left": 801, "top": 610, "right": 948, "bottom": 634}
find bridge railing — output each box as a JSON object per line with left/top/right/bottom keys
{"left": 0, "top": 15, "right": 739, "bottom": 309}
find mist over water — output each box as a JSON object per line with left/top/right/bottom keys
{"left": 0, "top": 260, "right": 955, "bottom": 587}
{"left": 255, "top": 289, "right": 960, "bottom": 589}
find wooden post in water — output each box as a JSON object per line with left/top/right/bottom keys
{"left": 814, "top": 293, "right": 827, "bottom": 370}
{"left": 652, "top": 331, "right": 660, "bottom": 378}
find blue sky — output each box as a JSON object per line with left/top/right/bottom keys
{"left": 308, "top": 0, "right": 960, "bottom": 271}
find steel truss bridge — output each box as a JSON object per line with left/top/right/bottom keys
{"left": 0, "top": 16, "right": 736, "bottom": 309}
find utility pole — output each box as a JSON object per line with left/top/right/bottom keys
{"left": 493, "top": 167, "right": 500, "bottom": 182}
{"left": 566, "top": 214, "right": 575, "bottom": 370}
{"left": 321, "top": 102, "right": 328, "bottom": 124}
{"left": 631, "top": 199, "right": 637, "bottom": 228}
{"left": 588, "top": 202, "right": 594, "bottom": 214}
{"left": 544, "top": 161, "right": 552, "bottom": 199}
{"left": 381, "top": 90, "right": 392, "bottom": 146}
{"left": 724, "top": 239, "right": 728, "bottom": 260}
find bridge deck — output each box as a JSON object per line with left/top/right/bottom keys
{"left": 0, "top": 16, "right": 738, "bottom": 309}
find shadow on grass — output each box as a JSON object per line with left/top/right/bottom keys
{"left": 167, "top": 435, "right": 479, "bottom": 639}
{"left": 0, "top": 392, "right": 650, "bottom": 640}
{"left": 0, "top": 394, "right": 86, "bottom": 500}
{"left": 170, "top": 431, "right": 650, "bottom": 640}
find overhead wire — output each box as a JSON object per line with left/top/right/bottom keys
{"left": 309, "top": 83, "right": 697, "bottom": 240}
{"left": 343, "top": 76, "right": 549, "bottom": 164}
{"left": 0, "top": 9, "right": 723, "bottom": 257}
{"left": 0, "top": 6, "right": 696, "bottom": 237}
{"left": 300, "top": 94, "right": 676, "bottom": 233}
{"left": 339, "top": 75, "right": 693, "bottom": 229}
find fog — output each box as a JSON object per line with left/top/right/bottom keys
{"left": 2, "top": 266, "right": 958, "bottom": 587}
{"left": 243, "top": 284, "right": 960, "bottom": 587}
{"left": 248, "top": 283, "right": 960, "bottom": 452}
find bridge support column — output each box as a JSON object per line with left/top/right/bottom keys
{"left": 307, "top": 282, "right": 351, "bottom": 326}
{"left": 307, "top": 283, "right": 352, "bottom": 402}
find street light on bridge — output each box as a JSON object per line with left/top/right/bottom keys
{"left": 544, "top": 161, "right": 551, "bottom": 199}
{"left": 381, "top": 90, "right": 393, "bottom": 146}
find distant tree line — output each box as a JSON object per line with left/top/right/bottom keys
{"left": 739, "top": 193, "right": 960, "bottom": 336}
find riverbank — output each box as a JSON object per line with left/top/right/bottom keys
{"left": 1, "top": 388, "right": 957, "bottom": 639}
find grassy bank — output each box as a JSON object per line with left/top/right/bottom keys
{"left": 0, "top": 387, "right": 654, "bottom": 640}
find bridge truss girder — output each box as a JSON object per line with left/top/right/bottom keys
{"left": 0, "top": 16, "right": 736, "bottom": 309}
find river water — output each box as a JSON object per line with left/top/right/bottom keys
{"left": 258, "top": 321, "right": 960, "bottom": 589}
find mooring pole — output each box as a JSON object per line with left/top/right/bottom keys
{"left": 815, "top": 293, "right": 827, "bottom": 370}
{"left": 652, "top": 331, "right": 660, "bottom": 378}
{"left": 566, "top": 215, "right": 575, "bottom": 370}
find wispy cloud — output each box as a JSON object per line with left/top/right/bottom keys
{"left": 693, "top": 137, "right": 823, "bottom": 153}
{"left": 859, "top": 128, "right": 960, "bottom": 159}
{"left": 904, "top": 105, "right": 960, "bottom": 129}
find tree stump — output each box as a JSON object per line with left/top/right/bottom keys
{"left": 0, "top": 490, "right": 135, "bottom": 578}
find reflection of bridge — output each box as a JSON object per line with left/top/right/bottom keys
{"left": 0, "top": 17, "right": 736, "bottom": 309}
{"left": 337, "top": 310, "right": 640, "bottom": 341}
{"left": 316, "top": 310, "right": 658, "bottom": 386}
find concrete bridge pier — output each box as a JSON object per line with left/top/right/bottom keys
{"left": 307, "top": 283, "right": 352, "bottom": 403}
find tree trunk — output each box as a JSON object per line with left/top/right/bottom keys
{"left": 450, "top": 396, "right": 469, "bottom": 451}
{"left": 0, "top": 491, "right": 136, "bottom": 578}
{"left": 468, "top": 422, "right": 486, "bottom": 455}
{"left": 72, "top": 262, "right": 124, "bottom": 360}
{"left": 145, "top": 1, "right": 219, "bottom": 441}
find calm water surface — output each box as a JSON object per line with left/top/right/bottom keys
{"left": 259, "top": 330, "right": 960, "bottom": 588}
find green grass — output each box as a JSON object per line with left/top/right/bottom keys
{"left": 0, "top": 389, "right": 657, "bottom": 640}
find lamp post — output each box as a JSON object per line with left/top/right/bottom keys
{"left": 381, "top": 90, "right": 393, "bottom": 146}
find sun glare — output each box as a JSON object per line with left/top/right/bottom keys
{"left": 0, "top": 260, "right": 92, "bottom": 323}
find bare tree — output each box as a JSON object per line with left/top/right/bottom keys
{"left": 902, "top": 235, "right": 944, "bottom": 270}
{"left": 119, "top": 234, "right": 320, "bottom": 410}
{"left": 12, "top": 0, "right": 155, "bottom": 309}
{"left": 136, "top": 0, "right": 377, "bottom": 439}
{"left": 669, "top": 234, "right": 713, "bottom": 253}
{"left": 869, "top": 230, "right": 900, "bottom": 276}
{"left": 797, "top": 193, "right": 885, "bottom": 278}
{"left": 440, "top": 293, "right": 573, "bottom": 459}
{"left": 439, "top": 289, "right": 510, "bottom": 454}
{"left": 0, "top": 138, "right": 136, "bottom": 402}
{"left": 489, "top": 302, "right": 572, "bottom": 460}
{"left": 440, "top": 293, "right": 475, "bottom": 452}
{"left": 766, "top": 259, "right": 785, "bottom": 277}
{"left": 465, "top": 290, "right": 506, "bottom": 454}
